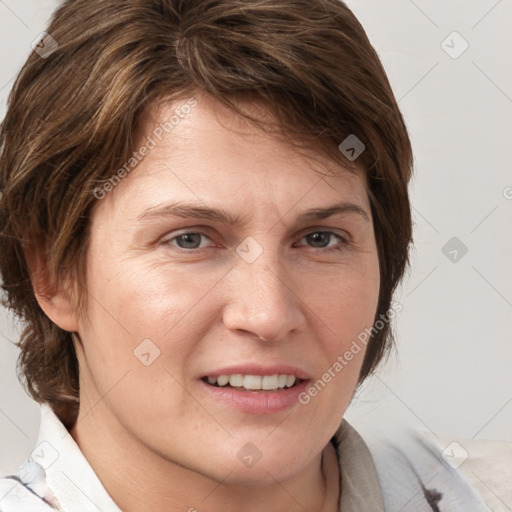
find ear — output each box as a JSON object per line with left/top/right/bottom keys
{"left": 24, "top": 246, "right": 80, "bottom": 333}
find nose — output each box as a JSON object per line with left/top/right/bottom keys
{"left": 222, "top": 246, "right": 307, "bottom": 342}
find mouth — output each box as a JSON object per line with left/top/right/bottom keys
{"left": 201, "top": 373, "right": 304, "bottom": 392}
{"left": 199, "top": 365, "right": 311, "bottom": 413}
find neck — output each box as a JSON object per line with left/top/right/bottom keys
{"left": 70, "top": 401, "right": 340, "bottom": 512}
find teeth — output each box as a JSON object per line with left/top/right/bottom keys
{"left": 206, "top": 374, "right": 298, "bottom": 391}
{"left": 244, "top": 375, "right": 262, "bottom": 390}
{"left": 262, "top": 375, "right": 279, "bottom": 390}
{"left": 228, "top": 374, "right": 244, "bottom": 387}
{"left": 217, "top": 375, "right": 229, "bottom": 387}
{"left": 286, "top": 375, "right": 295, "bottom": 388}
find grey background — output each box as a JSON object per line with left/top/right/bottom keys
{"left": 1, "top": 0, "right": 511, "bottom": 475}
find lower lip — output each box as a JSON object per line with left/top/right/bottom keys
{"left": 200, "top": 379, "right": 309, "bottom": 414}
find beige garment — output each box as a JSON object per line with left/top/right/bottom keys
{"left": 333, "top": 420, "right": 386, "bottom": 511}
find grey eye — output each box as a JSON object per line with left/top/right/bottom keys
{"left": 305, "top": 232, "right": 333, "bottom": 248}
{"left": 174, "top": 233, "right": 205, "bottom": 249}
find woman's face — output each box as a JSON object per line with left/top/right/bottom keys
{"left": 74, "top": 92, "right": 380, "bottom": 484}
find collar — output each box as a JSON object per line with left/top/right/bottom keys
{"left": 35, "top": 403, "right": 122, "bottom": 512}
{"left": 333, "top": 420, "right": 386, "bottom": 511}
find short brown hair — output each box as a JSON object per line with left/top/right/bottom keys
{"left": 0, "top": 0, "right": 413, "bottom": 428}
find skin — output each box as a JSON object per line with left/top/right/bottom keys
{"left": 35, "top": 91, "right": 380, "bottom": 512}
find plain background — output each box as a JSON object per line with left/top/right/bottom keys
{"left": 0, "top": 0, "right": 511, "bottom": 475}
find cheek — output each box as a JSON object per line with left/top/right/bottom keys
{"left": 303, "top": 254, "right": 380, "bottom": 388}
{"left": 78, "top": 253, "right": 222, "bottom": 377}
{"left": 308, "top": 254, "right": 380, "bottom": 341}
{"left": 294, "top": 265, "right": 379, "bottom": 428}
{"left": 75, "top": 257, "right": 205, "bottom": 424}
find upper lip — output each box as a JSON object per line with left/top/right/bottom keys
{"left": 202, "top": 364, "right": 311, "bottom": 380}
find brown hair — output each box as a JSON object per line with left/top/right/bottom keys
{"left": 0, "top": 0, "right": 413, "bottom": 428}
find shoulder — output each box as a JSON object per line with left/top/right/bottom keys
{"left": 357, "top": 422, "right": 504, "bottom": 512}
{"left": 0, "top": 465, "right": 58, "bottom": 511}
{"left": 0, "top": 403, "right": 67, "bottom": 512}
{"left": 2, "top": 403, "right": 121, "bottom": 512}
{"left": 422, "top": 432, "right": 512, "bottom": 512}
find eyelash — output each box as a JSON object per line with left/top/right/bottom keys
{"left": 162, "top": 230, "right": 349, "bottom": 253}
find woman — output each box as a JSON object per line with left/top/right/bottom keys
{"left": 0, "top": 0, "right": 496, "bottom": 510}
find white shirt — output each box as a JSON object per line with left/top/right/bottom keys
{"left": 0, "top": 403, "right": 499, "bottom": 511}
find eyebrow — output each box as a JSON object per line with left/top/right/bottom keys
{"left": 137, "top": 200, "right": 370, "bottom": 225}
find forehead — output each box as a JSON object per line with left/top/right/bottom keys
{"left": 100, "top": 93, "right": 370, "bottom": 221}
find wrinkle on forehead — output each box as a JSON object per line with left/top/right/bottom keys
{"left": 95, "top": 92, "right": 369, "bottom": 227}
